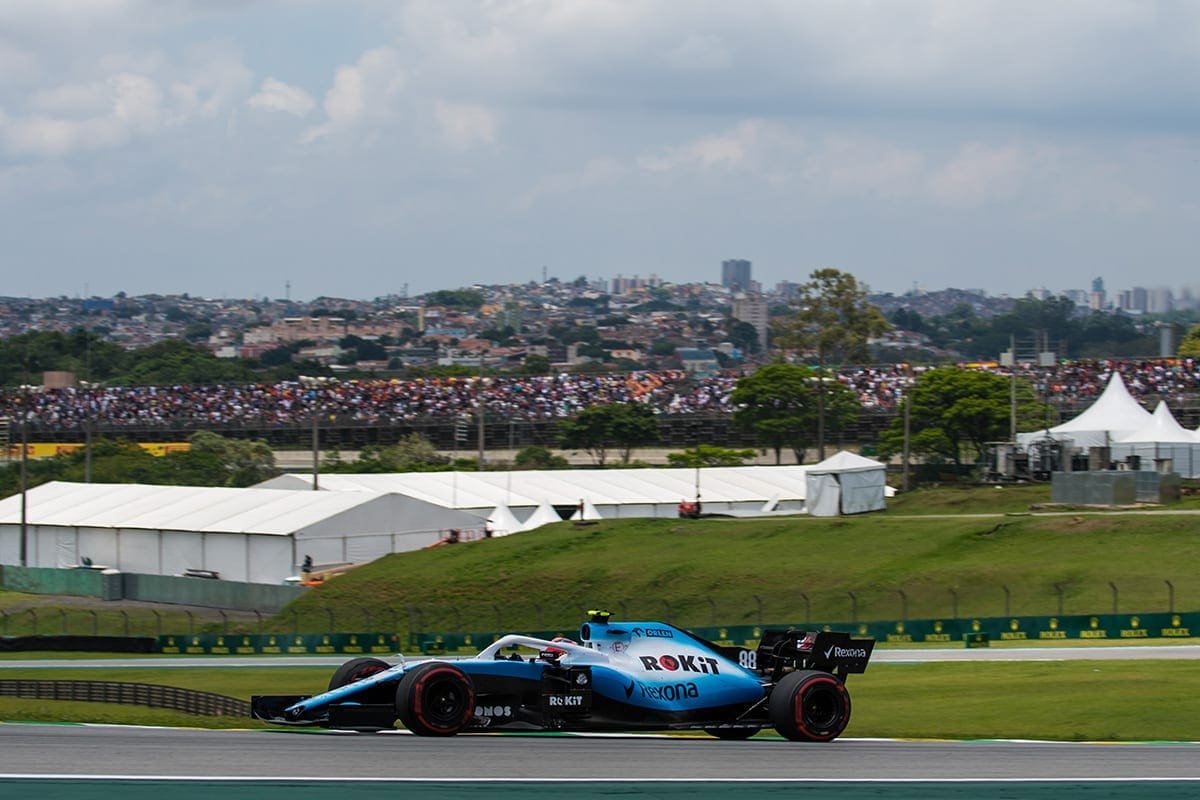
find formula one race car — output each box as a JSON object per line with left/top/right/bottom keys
{"left": 251, "top": 611, "right": 874, "bottom": 741}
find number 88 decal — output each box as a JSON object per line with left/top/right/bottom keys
{"left": 737, "top": 649, "right": 757, "bottom": 669}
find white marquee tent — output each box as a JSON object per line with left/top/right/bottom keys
{"left": 0, "top": 482, "right": 485, "bottom": 584}
{"left": 1111, "top": 402, "right": 1200, "bottom": 478}
{"left": 258, "top": 466, "right": 821, "bottom": 520}
{"left": 1016, "top": 373, "right": 1152, "bottom": 451}
{"left": 804, "top": 452, "right": 888, "bottom": 517}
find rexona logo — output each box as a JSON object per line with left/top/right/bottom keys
{"left": 823, "top": 645, "right": 869, "bottom": 660}
{"left": 631, "top": 627, "right": 674, "bottom": 639}
{"left": 639, "top": 654, "right": 720, "bottom": 674}
{"left": 624, "top": 680, "right": 700, "bottom": 702}
{"left": 474, "top": 705, "right": 512, "bottom": 718}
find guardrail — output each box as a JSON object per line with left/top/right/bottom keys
{"left": 0, "top": 679, "right": 249, "bottom": 716}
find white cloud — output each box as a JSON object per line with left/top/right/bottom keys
{"left": 518, "top": 156, "right": 626, "bottom": 208}
{"left": 638, "top": 120, "right": 765, "bottom": 173}
{"left": 248, "top": 77, "right": 315, "bottom": 116}
{"left": 927, "top": 142, "right": 1029, "bottom": 208}
{"left": 433, "top": 100, "right": 496, "bottom": 148}
{"left": 303, "top": 47, "right": 405, "bottom": 143}
{"left": 3, "top": 72, "right": 164, "bottom": 157}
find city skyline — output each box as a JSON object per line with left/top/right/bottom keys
{"left": 2, "top": 2, "right": 1198, "bottom": 301}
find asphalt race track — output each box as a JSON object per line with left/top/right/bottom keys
{"left": 1, "top": 725, "right": 1198, "bottom": 780}
{"left": 3, "top": 724, "right": 1200, "bottom": 799}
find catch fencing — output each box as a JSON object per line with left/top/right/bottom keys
{"left": 0, "top": 679, "right": 249, "bottom": 716}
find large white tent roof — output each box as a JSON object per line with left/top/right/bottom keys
{"left": 259, "top": 466, "right": 818, "bottom": 511}
{"left": 806, "top": 451, "right": 886, "bottom": 474}
{"left": 1018, "top": 372, "right": 1152, "bottom": 448}
{"left": 0, "top": 481, "right": 416, "bottom": 535}
{"left": 1114, "top": 402, "right": 1200, "bottom": 444}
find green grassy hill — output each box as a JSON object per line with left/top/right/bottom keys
{"left": 279, "top": 484, "right": 1200, "bottom": 637}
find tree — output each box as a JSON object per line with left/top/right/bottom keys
{"left": 326, "top": 434, "right": 451, "bottom": 473}
{"left": 666, "top": 445, "right": 757, "bottom": 467}
{"left": 773, "top": 269, "right": 890, "bottom": 459}
{"left": 730, "top": 362, "right": 859, "bottom": 464}
{"left": 1180, "top": 325, "right": 1200, "bottom": 358}
{"left": 186, "top": 431, "right": 279, "bottom": 486}
{"left": 513, "top": 445, "right": 569, "bottom": 470}
{"left": 727, "top": 320, "right": 762, "bottom": 354}
{"left": 876, "top": 367, "right": 1043, "bottom": 467}
{"left": 558, "top": 403, "right": 659, "bottom": 465}
{"left": 522, "top": 354, "right": 552, "bottom": 375}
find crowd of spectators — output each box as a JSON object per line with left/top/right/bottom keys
{"left": 2, "top": 359, "right": 1198, "bottom": 431}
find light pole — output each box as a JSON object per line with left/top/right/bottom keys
{"left": 477, "top": 352, "right": 486, "bottom": 470}
{"left": 19, "top": 385, "right": 29, "bottom": 566}
{"left": 300, "top": 376, "right": 323, "bottom": 490}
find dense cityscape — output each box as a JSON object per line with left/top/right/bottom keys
{"left": 1, "top": 264, "right": 1197, "bottom": 381}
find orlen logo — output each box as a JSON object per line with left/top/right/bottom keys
{"left": 823, "top": 646, "right": 869, "bottom": 659}
{"left": 632, "top": 627, "right": 674, "bottom": 639}
{"left": 639, "top": 654, "right": 720, "bottom": 674}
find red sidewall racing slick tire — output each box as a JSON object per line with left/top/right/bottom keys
{"left": 768, "top": 670, "right": 851, "bottom": 742}
{"left": 328, "top": 657, "right": 390, "bottom": 691}
{"left": 395, "top": 662, "right": 475, "bottom": 736}
{"left": 328, "top": 656, "right": 394, "bottom": 705}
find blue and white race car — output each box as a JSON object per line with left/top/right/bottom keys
{"left": 251, "top": 610, "right": 874, "bottom": 741}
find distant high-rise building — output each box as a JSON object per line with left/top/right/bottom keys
{"left": 1088, "top": 277, "right": 1107, "bottom": 311}
{"left": 732, "top": 293, "right": 769, "bottom": 351}
{"left": 721, "top": 259, "right": 752, "bottom": 291}
{"left": 1148, "top": 288, "right": 1173, "bottom": 314}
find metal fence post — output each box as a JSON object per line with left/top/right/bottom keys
{"left": 799, "top": 592, "right": 810, "bottom": 624}
{"left": 1002, "top": 585, "right": 1011, "bottom": 617}
{"left": 1109, "top": 581, "right": 1118, "bottom": 615}
{"left": 949, "top": 588, "right": 959, "bottom": 619}
{"left": 706, "top": 596, "right": 716, "bottom": 626}
{"left": 896, "top": 589, "right": 908, "bottom": 621}
{"left": 1053, "top": 583, "right": 1064, "bottom": 616}
{"left": 1165, "top": 579, "right": 1175, "bottom": 613}
{"left": 847, "top": 592, "right": 857, "bottom": 623}
{"left": 752, "top": 594, "right": 763, "bottom": 626}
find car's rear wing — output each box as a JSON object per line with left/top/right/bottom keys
{"left": 754, "top": 629, "right": 875, "bottom": 681}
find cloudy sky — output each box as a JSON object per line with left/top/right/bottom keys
{"left": 2, "top": 1, "right": 1197, "bottom": 301}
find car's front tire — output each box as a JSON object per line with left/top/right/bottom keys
{"left": 395, "top": 662, "right": 475, "bottom": 736}
{"left": 768, "top": 670, "right": 851, "bottom": 742}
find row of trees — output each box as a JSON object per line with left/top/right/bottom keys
{"left": 0, "top": 432, "right": 278, "bottom": 499}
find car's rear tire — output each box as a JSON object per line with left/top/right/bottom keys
{"left": 704, "top": 726, "right": 760, "bottom": 740}
{"left": 768, "top": 670, "right": 851, "bottom": 742}
{"left": 395, "top": 662, "right": 475, "bottom": 736}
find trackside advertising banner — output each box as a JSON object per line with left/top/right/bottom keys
{"left": 157, "top": 633, "right": 399, "bottom": 655}
{"left": 408, "top": 611, "right": 1197, "bottom": 655}
{"left": 152, "top": 612, "right": 1194, "bottom": 654}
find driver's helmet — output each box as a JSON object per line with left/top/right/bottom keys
{"left": 540, "top": 636, "right": 576, "bottom": 660}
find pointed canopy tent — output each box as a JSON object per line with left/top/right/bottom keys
{"left": 1111, "top": 402, "right": 1200, "bottom": 478}
{"left": 569, "top": 499, "right": 603, "bottom": 522}
{"left": 803, "top": 451, "right": 888, "bottom": 517}
{"left": 520, "top": 500, "right": 564, "bottom": 532}
{"left": 486, "top": 505, "right": 523, "bottom": 537}
{"left": 1016, "top": 373, "right": 1153, "bottom": 451}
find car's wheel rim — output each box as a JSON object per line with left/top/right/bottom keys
{"left": 800, "top": 683, "right": 841, "bottom": 731}
{"left": 425, "top": 678, "right": 469, "bottom": 725}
